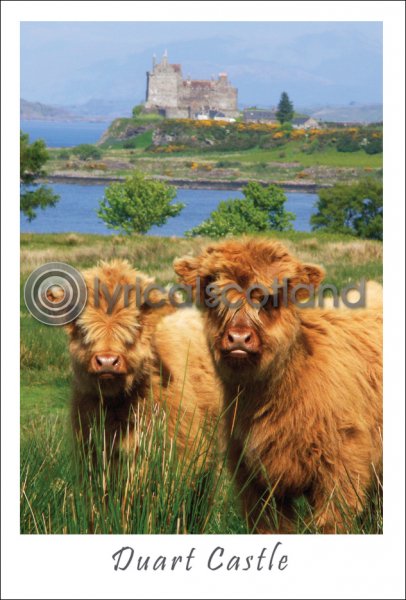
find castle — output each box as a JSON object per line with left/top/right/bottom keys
{"left": 145, "top": 51, "right": 239, "bottom": 119}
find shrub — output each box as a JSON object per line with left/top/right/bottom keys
{"left": 82, "top": 161, "right": 107, "bottom": 171}
{"left": 215, "top": 160, "right": 241, "bottom": 168}
{"left": 132, "top": 104, "right": 144, "bottom": 118}
{"left": 311, "top": 180, "right": 383, "bottom": 240}
{"left": 65, "top": 233, "right": 81, "bottom": 246}
{"left": 336, "top": 134, "right": 360, "bottom": 153}
{"left": 122, "top": 138, "right": 139, "bottom": 149}
{"left": 97, "top": 171, "right": 184, "bottom": 234}
{"left": 364, "top": 138, "right": 383, "bottom": 154}
{"left": 72, "top": 144, "right": 102, "bottom": 161}
{"left": 186, "top": 182, "right": 295, "bottom": 238}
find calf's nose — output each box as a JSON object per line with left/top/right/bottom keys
{"left": 92, "top": 354, "right": 121, "bottom": 371}
{"left": 227, "top": 330, "right": 252, "bottom": 345}
{"left": 222, "top": 327, "right": 261, "bottom": 353}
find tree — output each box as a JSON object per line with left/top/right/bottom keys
{"left": 71, "top": 144, "right": 102, "bottom": 161}
{"left": 97, "top": 171, "right": 185, "bottom": 234}
{"left": 276, "top": 92, "right": 294, "bottom": 124}
{"left": 20, "top": 131, "right": 59, "bottom": 221}
{"left": 186, "top": 182, "right": 295, "bottom": 238}
{"left": 310, "top": 180, "right": 383, "bottom": 240}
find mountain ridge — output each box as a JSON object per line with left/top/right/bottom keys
{"left": 21, "top": 98, "right": 383, "bottom": 124}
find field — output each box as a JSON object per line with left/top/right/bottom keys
{"left": 20, "top": 232, "right": 383, "bottom": 534}
{"left": 46, "top": 145, "right": 382, "bottom": 188}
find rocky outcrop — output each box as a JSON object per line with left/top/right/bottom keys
{"left": 98, "top": 119, "right": 155, "bottom": 145}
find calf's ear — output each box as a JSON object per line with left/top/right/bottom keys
{"left": 288, "top": 262, "right": 325, "bottom": 301}
{"left": 173, "top": 256, "right": 202, "bottom": 289}
{"left": 64, "top": 321, "right": 76, "bottom": 336}
{"left": 301, "top": 263, "right": 325, "bottom": 288}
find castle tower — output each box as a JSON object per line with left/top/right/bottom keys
{"left": 145, "top": 51, "right": 183, "bottom": 113}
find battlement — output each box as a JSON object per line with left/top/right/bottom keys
{"left": 145, "top": 52, "right": 238, "bottom": 119}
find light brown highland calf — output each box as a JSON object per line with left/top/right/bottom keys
{"left": 65, "top": 260, "right": 220, "bottom": 464}
{"left": 174, "top": 238, "right": 382, "bottom": 533}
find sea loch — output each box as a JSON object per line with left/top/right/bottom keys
{"left": 20, "top": 183, "right": 317, "bottom": 236}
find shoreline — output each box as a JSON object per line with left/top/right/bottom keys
{"left": 41, "top": 174, "right": 330, "bottom": 193}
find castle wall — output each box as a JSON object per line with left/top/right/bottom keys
{"left": 165, "top": 107, "right": 190, "bottom": 119}
{"left": 179, "top": 81, "right": 215, "bottom": 114}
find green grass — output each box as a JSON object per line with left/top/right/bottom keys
{"left": 226, "top": 143, "right": 382, "bottom": 168}
{"left": 20, "top": 232, "right": 383, "bottom": 534}
{"left": 130, "top": 129, "right": 153, "bottom": 149}
{"left": 99, "top": 130, "right": 154, "bottom": 151}
{"left": 139, "top": 142, "right": 382, "bottom": 169}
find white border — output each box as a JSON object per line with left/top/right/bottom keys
{"left": 2, "top": 2, "right": 405, "bottom": 599}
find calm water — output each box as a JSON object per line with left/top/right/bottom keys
{"left": 20, "top": 184, "right": 317, "bottom": 236}
{"left": 20, "top": 120, "right": 109, "bottom": 147}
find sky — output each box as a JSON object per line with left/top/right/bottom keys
{"left": 20, "top": 21, "right": 383, "bottom": 110}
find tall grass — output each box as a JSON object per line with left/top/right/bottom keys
{"left": 20, "top": 233, "right": 383, "bottom": 535}
{"left": 20, "top": 403, "right": 244, "bottom": 534}
{"left": 20, "top": 404, "right": 383, "bottom": 535}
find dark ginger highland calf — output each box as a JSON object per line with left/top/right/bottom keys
{"left": 174, "top": 238, "right": 383, "bottom": 533}
{"left": 65, "top": 260, "right": 221, "bottom": 466}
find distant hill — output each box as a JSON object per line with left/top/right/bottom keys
{"left": 307, "top": 104, "right": 382, "bottom": 124}
{"left": 21, "top": 97, "right": 383, "bottom": 125}
{"left": 20, "top": 99, "right": 75, "bottom": 121}
{"left": 67, "top": 98, "right": 133, "bottom": 120}
{"left": 20, "top": 98, "right": 133, "bottom": 122}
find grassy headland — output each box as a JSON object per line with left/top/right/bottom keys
{"left": 44, "top": 117, "right": 383, "bottom": 188}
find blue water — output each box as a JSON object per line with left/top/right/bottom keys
{"left": 20, "top": 184, "right": 317, "bottom": 236}
{"left": 20, "top": 120, "right": 109, "bottom": 147}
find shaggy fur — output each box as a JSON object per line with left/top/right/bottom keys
{"left": 66, "top": 259, "right": 221, "bottom": 463}
{"left": 318, "top": 280, "right": 382, "bottom": 309}
{"left": 174, "top": 238, "right": 382, "bottom": 533}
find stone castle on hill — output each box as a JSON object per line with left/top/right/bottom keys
{"left": 145, "top": 51, "right": 239, "bottom": 119}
